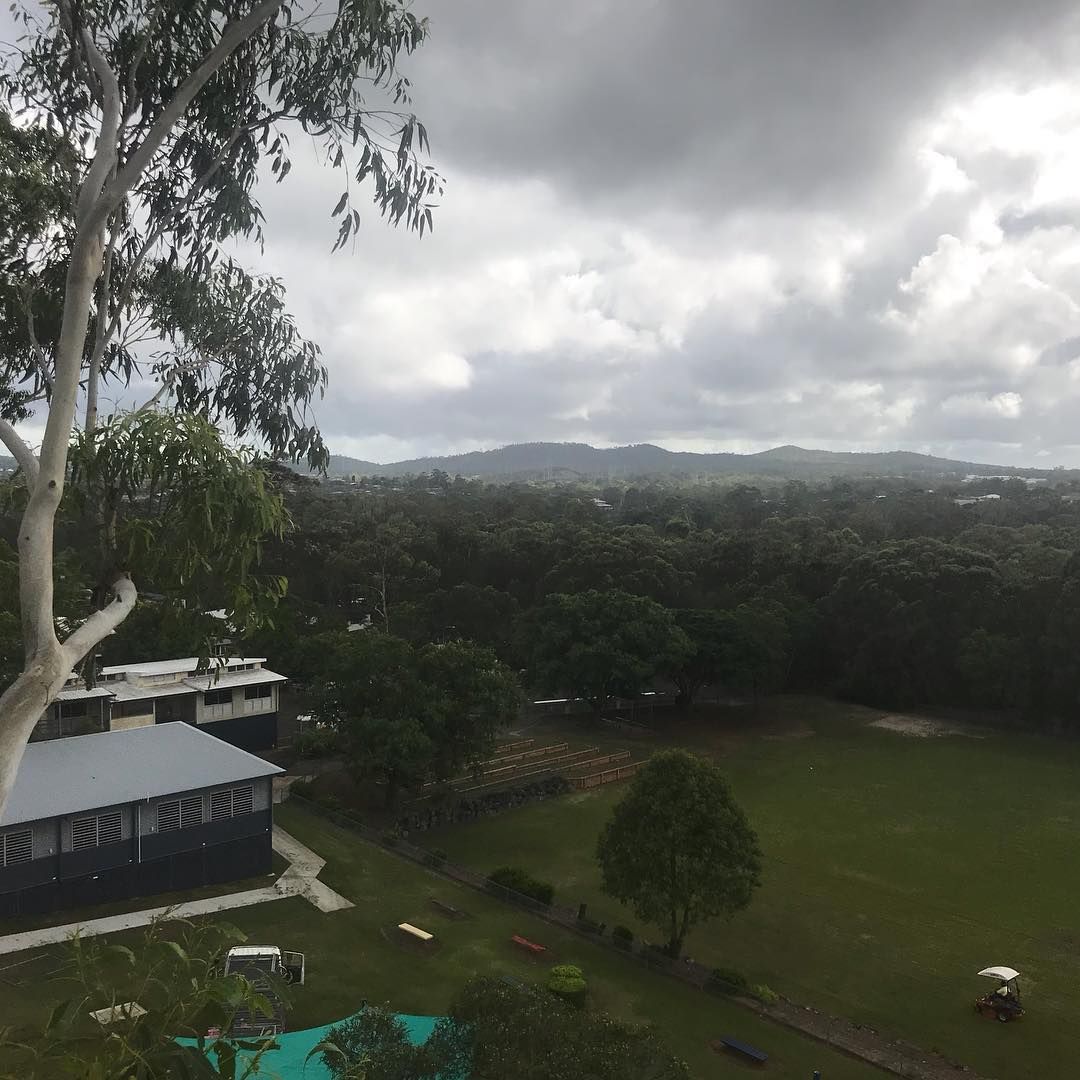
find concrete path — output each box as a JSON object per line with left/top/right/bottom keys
{"left": 0, "top": 826, "right": 352, "bottom": 956}
{"left": 271, "top": 825, "right": 353, "bottom": 913}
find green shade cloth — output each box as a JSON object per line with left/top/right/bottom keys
{"left": 177, "top": 1011, "right": 440, "bottom": 1078}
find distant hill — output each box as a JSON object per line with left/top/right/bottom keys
{"left": 317, "top": 442, "right": 1070, "bottom": 483}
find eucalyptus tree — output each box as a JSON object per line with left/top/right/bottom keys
{"left": 0, "top": 0, "right": 439, "bottom": 816}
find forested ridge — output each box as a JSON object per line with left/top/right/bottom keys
{"left": 13, "top": 467, "right": 1075, "bottom": 730}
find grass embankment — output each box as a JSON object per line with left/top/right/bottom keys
{"left": 425, "top": 697, "right": 1080, "bottom": 1080}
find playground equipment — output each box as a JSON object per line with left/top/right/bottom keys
{"left": 973, "top": 965, "right": 1024, "bottom": 1023}
{"left": 223, "top": 945, "right": 306, "bottom": 1035}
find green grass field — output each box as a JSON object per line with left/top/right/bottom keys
{"left": 422, "top": 697, "right": 1080, "bottom": 1080}
{"left": 0, "top": 799, "right": 879, "bottom": 1080}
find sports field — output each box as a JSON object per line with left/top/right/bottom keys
{"left": 424, "top": 696, "right": 1080, "bottom": 1080}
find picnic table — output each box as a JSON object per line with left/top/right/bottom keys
{"left": 511, "top": 934, "right": 546, "bottom": 956}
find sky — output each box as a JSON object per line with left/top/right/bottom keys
{"left": 12, "top": 1, "right": 1080, "bottom": 466}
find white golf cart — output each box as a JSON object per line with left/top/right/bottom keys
{"left": 973, "top": 965, "right": 1024, "bottom": 1023}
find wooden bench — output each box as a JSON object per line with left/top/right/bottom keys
{"left": 511, "top": 934, "right": 547, "bottom": 956}
{"left": 398, "top": 922, "right": 435, "bottom": 944}
{"left": 714, "top": 1036, "right": 768, "bottom": 1064}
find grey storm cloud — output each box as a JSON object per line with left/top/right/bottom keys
{"left": 262, "top": 0, "right": 1080, "bottom": 466}
{"left": 13, "top": 1, "right": 1080, "bottom": 465}
{"left": 411, "top": 0, "right": 1080, "bottom": 214}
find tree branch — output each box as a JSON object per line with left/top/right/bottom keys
{"left": 85, "top": 211, "right": 118, "bottom": 432}
{"left": 109, "top": 0, "right": 287, "bottom": 203}
{"left": 20, "top": 285, "right": 55, "bottom": 396}
{"left": 0, "top": 419, "right": 39, "bottom": 489}
{"left": 60, "top": 573, "right": 137, "bottom": 668}
{"left": 75, "top": 27, "right": 122, "bottom": 228}
{"left": 106, "top": 123, "right": 249, "bottom": 342}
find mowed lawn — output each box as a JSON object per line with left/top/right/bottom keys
{"left": 425, "top": 697, "right": 1080, "bottom": 1080}
{"left": 0, "top": 800, "right": 879, "bottom": 1080}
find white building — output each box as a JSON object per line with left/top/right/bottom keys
{"left": 33, "top": 656, "right": 287, "bottom": 752}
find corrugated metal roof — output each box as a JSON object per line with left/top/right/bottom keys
{"left": 54, "top": 686, "right": 115, "bottom": 701}
{"left": 0, "top": 724, "right": 282, "bottom": 827}
{"left": 107, "top": 681, "right": 199, "bottom": 703}
{"left": 183, "top": 669, "right": 287, "bottom": 691}
{"left": 104, "top": 667, "right": 286, "bottom": 702}
{"left": 99, "top": 657, "right": 268, "bottom": 677}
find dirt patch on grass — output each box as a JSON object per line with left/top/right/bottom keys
{"left": 869, "top": 714, "right": 985, "bottom": 738}
{"left": 762, "top": 726, "right": 815, "bottom": 741}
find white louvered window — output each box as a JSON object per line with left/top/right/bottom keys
{"left": 209, "top": 785, "right": 255, "bottom": 820}
{"left": 97, "top": 811, "right": 122, "bottom": 845}
{"left": 180, "top": 796, "right": 203, "bottom": 827}
{"left": 157, "top": 801, "right": 181, "bottom": 832}
{"left": 157, "top": 797, "right": 203, "bottom": 832}
{"left": 70, "top": 811, "right": 122, "bottom": 850}
{"left": 1, "top": 829, "right": 32, "bottom": 866}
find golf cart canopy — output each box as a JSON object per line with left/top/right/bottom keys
{"left": 978, "top": 967, "right": 1020, "bottom": 982}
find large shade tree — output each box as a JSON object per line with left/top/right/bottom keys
{"left": 597, "top": 750, "right": 762, "bottom": 958}
{"left": 0, "top": 0, "right": 439, "bottom": 816}
{"left": 313, "top": 633, "right": 521, "bottom": 807}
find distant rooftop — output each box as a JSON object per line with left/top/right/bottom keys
{"left": 182, "top": 669, "right": 288, "bottom": 692}
{"left": 54, "top": 686, "right": 114, "bottom": 702}
{"left": 1, "top": 723, "right": 282, "bottom": 827}
{"left": 99, "top": 657, "right": 267, "bottom": 678}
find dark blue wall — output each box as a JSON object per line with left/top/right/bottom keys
{"left": 0, "top": 812, "right": 274, "bottom": 917}
{"left": 194, "top": 712, "right": 277, "bottom": 751}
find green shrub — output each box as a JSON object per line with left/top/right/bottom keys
{"left": 381, "top": 831, "right": 400, "bottom": 848}
{"left": 706, "top": 967, "right": 749, "bottom": 995}
{"left": 289, "top": 778, "right": 315, "bottom": 800}
{"left": 751, "top": 983, "right": 779, "bottom": 1005}
{"left": 293, "top": 726, "right": 340, "bottom": 758}
{"left": 546, "top": 964, "right": 588, "bottom": 1009}
{"left": 486, "top": 866, "right": 555, "bottom": 907}
{"left": 318, "top": 793, "right": 343, "bottom": 812}
{"left": 611, "top": 925, "right": 634, "bottom": 949}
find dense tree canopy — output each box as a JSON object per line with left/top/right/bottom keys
{"left": 10, "top": 457, "right": 1080, "bottom": 733}
{"left": 312, "top": 632, "right": 520, "bottom": 806}
{"left": 322, "top": 978, "right": 689, "bottom": 1080}
{"left": 521, "top": 589, "right": 691, "bottom": 712}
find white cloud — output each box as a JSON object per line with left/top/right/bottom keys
{"left": 941, "top": 391, "right": 1024, "bottom": 418}
{"left": 214, "top": 3, "right": 1080, "bottom": 466}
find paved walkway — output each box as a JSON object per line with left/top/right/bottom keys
{"left": 272, "top": 825, "right": 353, "bottom": 913}
{"left": 0, "top": 826, "right": 352, "bottom": 956}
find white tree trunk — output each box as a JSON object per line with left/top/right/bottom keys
{"left": 0, "top": 1, "right": 287, "bottom": 821}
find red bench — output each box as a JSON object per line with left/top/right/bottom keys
{"left": 511, "top": 934, "right": 546, "bottom": 955}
